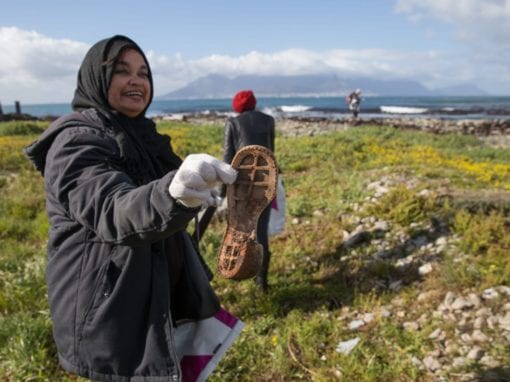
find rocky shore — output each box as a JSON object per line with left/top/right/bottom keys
{"left": 170, "top": 114, "right": 510, "bottom": 147}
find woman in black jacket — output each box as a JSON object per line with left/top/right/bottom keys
{"left": 223, "top": 90, "right": 276, "bottom": 291}
{"left": 25, "top": 35, "right": 237, "bottom": 381}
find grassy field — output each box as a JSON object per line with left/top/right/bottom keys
{"left": 1, "top": 120, "right": 509, "bottom": 381}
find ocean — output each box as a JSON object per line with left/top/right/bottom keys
{"left": 3, "top": 96, "right": 510, "bottom": 121}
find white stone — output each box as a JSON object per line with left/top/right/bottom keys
{"left": 335, "top": 337, "right": 360, "bottom": 355}
{"left": 460, "top": 333, "right": 472, "bottom": 343}
{"left": 499, "top": 312, "right": 510, "bottom": 331}
{"left": 451, "top": 297, "right": 473, "bottom": 311}
{"left": 418, "top": 263, "right": 434, "bottom": 276}
{"left": 423, "top": 356, "right": 441, "bottom": 371}
{"left": 348, "top": 320, "right": 365, "bottom": 330}
{"left": 428, "top": 328, "right": 443, "bottom": 340}
{"left": 443, "top": 291, "right": 456, "bottom": 308}
{"left": 389, "top": 280, "right": 402, "bottom": 291}
{"left": 396, "top": 311, "right": 406, "bottom": 318}
{"left": 480, "top": 355, "right": 499, "bottom": 368}
{"left": 373, "top": 220, "right": 389, "bottom": 231}
{"left": 482, "top": 288, "right": 499, "bottom": 300}
{"left": 471, "top": 330, "right": 489, "bottom": 342}
{"left": 452, "top": 357, "right": 466, "bottom": 368}
{"left": 498, "top": 285, "right": 510, "bottom": 295}
{"left": 379, "top": 308, "right": 391, "bottom": 318}
{"left": 403, "top": 322, "right": 420, "bottom": 331}
{"left": 475, "top": 307, "right": 492, "bottom": 317}
{"left": 466, "top": 347, "right": 484, "bottom": 360}
{"left": 487, "top": 316, "right": 499, "bottom": 330}
{"left": 473, "top": 317, "right": 485, "bottom": 330}
{"left": 467, "top": 293, "right": 481, "bottom": 308}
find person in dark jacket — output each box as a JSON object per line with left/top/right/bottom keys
{"left": 223, "top": 90, "right": 275, "bottom": 291}
{"left": 24, "top": 35, "right": 237, "bottom": 381}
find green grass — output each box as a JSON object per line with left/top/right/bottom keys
{"left": 1, "top": 120, "right": 510, "bottom": 381}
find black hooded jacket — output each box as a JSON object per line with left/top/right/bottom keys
{"left": 24, "top": 35, "right": 219, "bottom": 382}
{"left": 223, "top": 110, "right": 275, "bottom": 165}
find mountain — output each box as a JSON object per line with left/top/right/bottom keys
{"left": 157, "top": 74, "right": 487, "bottom": 100}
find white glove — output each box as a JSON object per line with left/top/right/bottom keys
{"left": 169, "top": 154, "right": 237, "bottom": 208}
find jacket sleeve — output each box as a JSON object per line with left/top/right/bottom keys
{"left": 45, "top": 126, "right": 197, "bottom": 245}
{"left": 223, "top": 118, "right": 236, "bottom": 165}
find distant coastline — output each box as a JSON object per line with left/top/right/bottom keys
{"left": 2, "top": 95, "right": 510, "bottom": 122}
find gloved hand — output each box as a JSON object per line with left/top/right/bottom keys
{"left": 169, "top": 154, "right": 237, "bottom": 208}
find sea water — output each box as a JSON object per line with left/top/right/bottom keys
{"left": 2, "top": 96, "right": 510, "bottom": 120}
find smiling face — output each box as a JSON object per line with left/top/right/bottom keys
{"left": 107, "top": 48, "right": 151, "bottom": 118}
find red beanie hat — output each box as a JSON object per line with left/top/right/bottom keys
{"left": 232, "top": 90, "right": 256, "bottom": 113}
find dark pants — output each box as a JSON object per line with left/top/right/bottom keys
{"left": 256, "top": 205, "right": 271, "bottom": 288}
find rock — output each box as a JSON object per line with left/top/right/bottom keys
{"left": 379, "top": 308, "right": 392, "bottom": 318}
{"left": 429, "top": 328, "right": 443, "bottom": 340}
{"left": 499, "top": 312, "right": 510, "bottom": 331}
{"left": 466, "top": 347, "right": 484, "bottom": 361}
{"left": 396, "top": 311, "right": 406, "bottom": 318}
{"left": 482, "top": 288, "right": 499, "bottom": 300}
{"left": 372, "top": 220, "right": 389, "bottom": 231}
{"left": 460, "top": 333, "right": 472, "bottom": 343}
{"left": 417, "top": 291, "right": 435, "bottom": 302}
{"left": 419, "top": 263, "right": 434, "bottom": 276}
{"left": 451, "top": 297, "right": 474, "bottom": 311}
{"left": 480, "top": 355, "right": 499, "bottom": 368}
{"left": 473, "top": 317, "right": 485, "bottom": 330}
{"left": 443, "top": 291, "right": 456, "bottom": 309}
{"left": 389, "top": 280, "right": 403, "bottom": 291}
{"left": 452, "top": 357, "right": 466, "bottom": 368}
{"left": 498, "top": 285, "right": 510, "bottom": 295}
{"left": 335, "top": 337, "right": 361, "bottom": 355}
{"left": 471, "top": 330, "right": 489, "bottom": 342}
{"left": 487, "top": 316, "right": 499, "bottom": 330}
{"left": 445, "top": 343, "right": 459, "bottom": 355}
{"left": 423, "top": 356, "right": 441, "bottom": 371}
{"left": 475, "top": 307, "right": 492, "bottom": 317}
{"left": 467, "top": 293, "right": 481, "bottom": 309}
{"left": 348, "top": 320, "right": 365, "bottom": 330}
{"left": 403, "top": 322, "right": 420, "bottom": 331}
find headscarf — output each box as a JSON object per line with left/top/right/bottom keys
{"left": 232, "top": 90, "right": 257, "bottom": 113}
{"left": 71, "top": 35, "right": 181, "bottom": 183}
{"left": 72, "top": 35, "right": 154, "bottom": 119}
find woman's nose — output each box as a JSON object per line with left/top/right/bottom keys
{"left": 128, "top": 75, "right": 143, "bottom": 85}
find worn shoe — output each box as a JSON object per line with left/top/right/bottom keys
{"left": 217, "top": 145, "right": 278, "bottom": 280}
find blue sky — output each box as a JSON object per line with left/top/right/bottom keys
{"left": 1, "top": 0, "right": 509, "bottom": 103}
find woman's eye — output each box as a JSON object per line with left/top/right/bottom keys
{"left": 114, "top": 68, "right": 128, "bottom": 74}
{"left": 139, "top": 72, "right": 149, "bottom": 78}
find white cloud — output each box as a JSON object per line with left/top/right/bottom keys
{"left": 0, "top": 26, "right": 509, "bottom": 104}
{"left": 0, "top": 26, "right": 89, "bottom": 104}
{"left": 395, "top": 0, "right": 510, "bottom": 46}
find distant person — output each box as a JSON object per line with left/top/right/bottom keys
{"left": 346, "top": 89, "right": 362, "bottom": 117}
{"left": 24, "top": 34, "right": 238, "bottom": 381}
{"left": 223, "top": 90, "right": 276, "bottom": 291}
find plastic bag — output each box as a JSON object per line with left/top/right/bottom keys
{"left": 174, "top": 308, "right": 244, "bottom": 382}
{"left": 268, "top": 176, "right": 286, "bottom": 236}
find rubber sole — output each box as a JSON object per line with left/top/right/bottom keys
{"left": 217, "top": 145, "right": 278, "bottom": 280}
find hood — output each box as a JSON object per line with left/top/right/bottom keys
{"left": 24, "top": 110, "right": 102, "bottom": 176}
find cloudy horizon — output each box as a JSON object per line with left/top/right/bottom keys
{"left": 1, "top": 0, "right": 509, "bottom": 104}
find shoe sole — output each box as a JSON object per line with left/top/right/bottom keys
{"left": 217, "top": 145, "right": 278, "bottom": 280}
